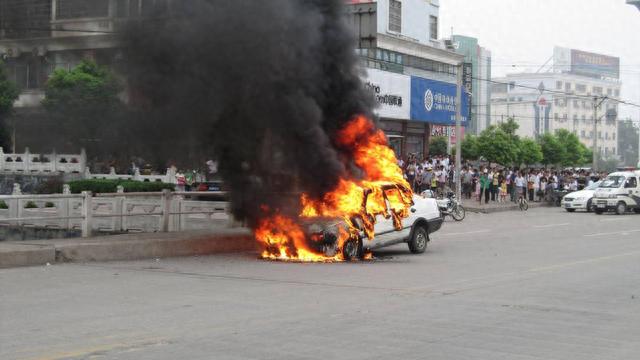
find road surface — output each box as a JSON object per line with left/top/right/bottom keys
{"left": 1, "top": 207, "right": 639, "bottom": 359}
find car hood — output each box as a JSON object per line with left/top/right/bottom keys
{"left": 565, "top": 189, "right": 595, "bottom": 198}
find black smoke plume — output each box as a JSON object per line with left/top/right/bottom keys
{"left": 124, "top": 0, "right": 374, "bottom": 226}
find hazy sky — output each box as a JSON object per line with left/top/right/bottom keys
{"left": 439, "top": 0, "right": 640, "bottom": 120}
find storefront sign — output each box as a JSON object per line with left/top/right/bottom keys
{"left": 410, "top": 76, "right": 470, "bottom": 126}
{"left": 363, "top": 68, "right": 411, "bottom": 120}
{"left": 431, "top": 125, "right": 465, "bottom": 144}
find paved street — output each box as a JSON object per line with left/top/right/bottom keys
{"left": 1, "top": 208, "right": 640, "bottom": 360}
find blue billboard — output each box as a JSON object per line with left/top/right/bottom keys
{"left": 410, "top": 77, "right": 470, "bottom": 126}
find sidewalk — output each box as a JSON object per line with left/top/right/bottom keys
{"left": 0, "top": 228, "right": 254, "bottom": 269}
{"left": 463, "top": 199, "right": 547, "bottom": 213}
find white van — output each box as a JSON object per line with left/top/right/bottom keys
{"left": 592, "top": 171, "right": 640, "bottom": 215}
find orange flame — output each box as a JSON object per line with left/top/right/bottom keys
{"left": 255, "top": 115, "right": 413, "bottom": 261}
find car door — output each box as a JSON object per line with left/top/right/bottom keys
{"left": 626, "top": 176, "right": 640, "bottom": 207}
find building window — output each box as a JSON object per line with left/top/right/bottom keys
{"left": 573, "top": 100, "right": 579, "bottom": 108}
{"left": 389, "top": 0, "right": 402, "bottom": 33}
{"left": 429, "top": 15, "right": 438, "bottom": 40}
{"left": 581, "top": 130, "right": 585, "bottom": 138}
{"left": 56, "top": 0, "right": 109, "bottom": 19}
{"left": 576, "top": 84, "right": 586, "bottom": 93}
{"left": 593, "top": 86, "right": 603, "bottom": 95}
{"left": 613, "top": 133, "right": 616, "bottom": 140}
{"left": 565, "top": 82, "right": 572, "bottom": 92}
{"left": 614, "top": 89, "right": 620, "bottom": 97}
{"left": 607, "top": 88, "right": 612, "bottom": 96}
{"left": 556, "top": 81, "right": 562, "bottom": 90}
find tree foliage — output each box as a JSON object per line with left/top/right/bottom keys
{"left": 461, "top": 134, "right": 479, "bottom": 161}
{"left": 429, "top": 136, "right": 448, "bottom": 156}
{"left": 517, "top": 138, "right": 543, "bottom": 166}
{"left": 618, "top": 120, "right": 639, "bottom": 167}
{"left": 43, "top": 60, "right": 124, "bottom": 156}
{"left": 0, "top": 61, "right": 19, "bottom": 150}
{"left": 476, "top": 126, "right": 519, "bottom": 165}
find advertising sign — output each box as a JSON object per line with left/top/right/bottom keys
{"left": 410, "top": 77, "right": 470, "bottom": 126}
{"left": 363, "top": 68, "right": 411, "bottom": 120}
{"left": 571, "top": 49, "right": 620, "bottom": 79}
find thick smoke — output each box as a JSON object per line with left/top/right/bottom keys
{"left": 124, "top": 0, "right": 375, "bottom": 226}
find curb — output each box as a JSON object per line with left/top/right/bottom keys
{"left": 0, "top": 228, "right": 255, "bottom": 269}
{"left": 465, "top": 202, "right": 548, "bottom": 214}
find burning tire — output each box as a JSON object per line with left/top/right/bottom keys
{"left": 342, "top": 238, "right": 363, "bottom": 261}
{"left": 408, "top": 226, "right": 428, "bottom": 254}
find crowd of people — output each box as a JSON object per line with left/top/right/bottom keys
{"left": 399, "top": 154, "right": 610, "bottom": 205}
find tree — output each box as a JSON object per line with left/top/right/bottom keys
{"left": 429, "top": 136, "right": 448, "bottom": 156}
{"left": 0, "top": 61, "right": 19, "bottom": 150}
{"left": 461, "top": 134, "right": 479, "bottom": 161}
{"left": 618, "top": 120, "right": 639, "bottom": 167}
{"left": 43, "top": 60, "right": 124, "bottom": 156}
{"left": 538, "top": 132, "right": 565, "bottom": 166}
{"left": 517, "top": 138, "right": 543, "bottom": 167}
{"left": 498, "top": 117, "right": 520, "bottom": 140}
{"left": 477, "top": 126, "right": 519, "bottom": 165}
{"left": 555, "top": 129, "right": 587, "bottom": 166}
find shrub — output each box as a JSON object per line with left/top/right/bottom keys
{"left": 24, "top": 201, "right": 38, "bottom": 209}
{"left": 0, "top": 200, "right": 8, "bottom": 209}
{"left": 34, "top": 177, "right": 64, "bottom": 194}
{"left": 67, "top": 179, "right": 175, "bottom": 194}
{"left": 45, "top": 202, "right": 55, "bottom": 208}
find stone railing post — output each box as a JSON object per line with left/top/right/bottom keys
{"left": 115, "top": 185, "right": 124, "bottom": 231}
{"left": 160, "top": 189, "right": 172, "bottom": 232}
{"left": 81, "top": 191, "right": 93, "bottom": 237}
{"left": 8, "top": 183, "right": 20, "bottom": 223}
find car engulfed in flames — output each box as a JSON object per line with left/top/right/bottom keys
{"left": 254, "top": 115, "right": 420, "bottom": 262}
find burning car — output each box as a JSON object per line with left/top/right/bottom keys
{"left": 255, "top": 116, "right": 442, "bottom": 262}
{"left": 301, "top": 182, "right": 443, "bottom": 260}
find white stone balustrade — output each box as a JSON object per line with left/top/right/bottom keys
{"left": 0, "top": 147, "right": 86, "bottom": 174}
{"left": 85, "top": 167, "right": 178, "bottom": 184}
{"left": 0, "top": 186, "right": 234, "bottom": 235}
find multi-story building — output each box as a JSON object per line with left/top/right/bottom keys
{"left": 450, "top": 35, "right": 491, "bottom": 135}
{"left": 346, "top": 0, "right": 469, "bottom": 160}
{"left": 0, "top": 0, "right": 172, "bottom": 149}
{"left": 491, "top": 47, "right": 621, "bottom": 160}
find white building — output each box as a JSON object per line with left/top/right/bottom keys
{"left": 491, "top": 47, "right": 622, "bottom": 160}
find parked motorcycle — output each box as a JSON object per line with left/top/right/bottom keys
{"left": 422, "top": 190, "right": 466, "bottom": 221}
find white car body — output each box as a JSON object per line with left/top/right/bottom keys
{"left": 561, "top": 181, "right": 602, "bottom": 212}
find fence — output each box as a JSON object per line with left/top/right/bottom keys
{"left": 0, "top": 189, "right": 235, "bottom": 236}
{"left": 0, "top": 147, "right": 86, "bottom": 174}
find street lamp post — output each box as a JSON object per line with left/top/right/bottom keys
{"left": 455, "top": 63, "right": 463, "bottom": 202}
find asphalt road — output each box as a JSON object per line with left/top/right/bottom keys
{"left": 1, "top": 207, "right": 640, "bottom": 360}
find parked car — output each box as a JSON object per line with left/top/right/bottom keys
{"left": 592, "top": 171, "right": 640, "bottom": 215}
{"left": 303, "top": 182, "right": 443, "bottom": 260}
{"left": 561, "top": 181, "right": 602, "bottom": 212}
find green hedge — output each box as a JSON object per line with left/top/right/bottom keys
{"left": 67, "top": 179, "right": 175, "bottom": 194}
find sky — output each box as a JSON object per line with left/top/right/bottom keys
{"left": 439, "top": 0, "right": 640, "bottom": 121}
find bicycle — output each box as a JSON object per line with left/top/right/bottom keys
{"left": 518, "top": 194, "right": 529, "bottom": 211}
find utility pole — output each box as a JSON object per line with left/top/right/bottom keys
{"left": 592, "top": 96, "right": 607, "bottom": 171}
{"left": 455, "top": 62, "right": 463, "bottom": 202}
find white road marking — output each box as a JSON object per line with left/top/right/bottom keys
{"left": 583, "top": 229, "right": 640, "bottom": 237}
{"left": 532, "top": 223, "right": 570, "bottom": 229}
{"left": 600, "top": 217, "right": 631, "bottom": 222}
{"left": 440, "top": 229, "right": 490, "bottom": 237}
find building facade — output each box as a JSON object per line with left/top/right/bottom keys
{"left": 451, "top": 35, "right": 491, "bottom": 135}
{"left": 491, "top": 48, "right": 622, "bottom": 160}
{"left": 346, "top": 0, "right": 469, "bottom": 160}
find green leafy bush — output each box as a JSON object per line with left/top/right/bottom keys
{"left": 24, "top": 201, "right": 38, "bottom": 209}
{"left": 45, "top": 202, "right": 55, "bottom": 208}
{"left": 67, "top": 179, "right": 175, "bottom": 194}
{"left": 0, "top": 200, "right": 8, "bottom": 209}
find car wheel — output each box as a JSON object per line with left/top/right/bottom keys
{"left": 634, "top": 208, "right": 640, "bottom": 214}
{"left": 565, "top": 209, "right": 576, "bottom": 213}
{"left": 342, "top": 238, "right": 363, "bottom": 261}
{"left": 615, "top": 202, "right": 627, "bottom": 215}
{"left": 586, "top": 199, "right": 593, "bottom": 213}
{"left": 408, "top": 226, "right": 428, "bottom": 254}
